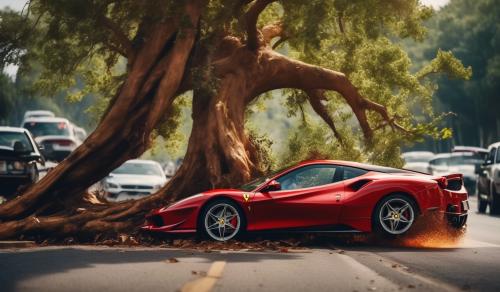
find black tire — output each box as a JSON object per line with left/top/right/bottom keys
{"left": 490, "top": 185, "right": 500, "bottom": 215}
{"left": 373, "top": 194, "right": 418, "bottom": 238}
{"left": 198, "top": 198, "right": 246, "bottom": 241}
{"left": 478, "top": 196, "right": 488, "bottom": 213}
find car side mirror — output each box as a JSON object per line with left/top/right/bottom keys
{"left": 262, "top": 180, "right": 281, "bottom": 192}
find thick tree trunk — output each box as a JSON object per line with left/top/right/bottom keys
{"left": 0, "top": 3, "right": 201, "bottom": 222}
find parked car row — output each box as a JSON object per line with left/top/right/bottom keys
{"left": 21, "top": 116, "right": 87, "bottom": 162}
{"left": 402, "top": 143, "right": 500, "bottom": 215}
{"left": 402, "top": 146, "right": 488, "bottom": 195}
{"left": 0, "top": 110, "right": 89, "bottom": 197}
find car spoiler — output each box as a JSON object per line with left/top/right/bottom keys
{"left": 433, "top": 173, "right": 463, "bottom": 189}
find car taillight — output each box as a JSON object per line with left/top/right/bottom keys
{"left": 436, "top": 177, "right": 448, "bottom": 189}
{"left": 52, "top": 140, "right": 73, "bottom": 146}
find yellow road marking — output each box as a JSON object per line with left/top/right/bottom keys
{"left": 181, "top": 261, "right": 226, "bottom": 292}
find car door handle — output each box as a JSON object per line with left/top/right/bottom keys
{"left": 335, "top": 194, "right": 342, "bottom": 202}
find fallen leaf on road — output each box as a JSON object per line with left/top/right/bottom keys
{"left": 407, "top": 284, "right": 415, "bottom": 289}
{"left": 166, "top": 258, "right": 179, "bottom": 263}
{"left": 338, "top": 250, "right": 345, "bottom": 254}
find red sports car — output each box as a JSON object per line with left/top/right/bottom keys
{"left": 143, "top": 160, "right": 468, "bottom": 241}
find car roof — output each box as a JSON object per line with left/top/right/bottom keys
{"left": 488, "top": 142, "right": 500, "bottom": 149}
{"left": 452, "top": 146, "right": 488, "bottom": 153}
{"left": 25, "top": 110, "right": 54, "bottom": 114}
{"left": 296, "top": 160, "right": 413, "bottom": 173}
{"left": 22, "top": 117, "right": 70, "bottom": 123}
{"left": 401, "top": 151, "right": 434, "bottom": 157}
{"left": 124, "top": 159, "right": 160, "bottom": 165}
{"left": 0, "top": 126, "right": 29, "bottom": 133}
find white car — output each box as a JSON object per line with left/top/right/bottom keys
{"left": 103, "top": 159, "right": 168, "bottom": 201}
{"left": 428, "top": 152, "right": 482, "bottom": 195}
{"left": 21, "top": 117, "right": 83, "bottom": 162}
{"left": 22, "top": 110, "right": 55, "bottom": 122}
{"left": 401, "top": 151, "right": 434, "bottom": 173}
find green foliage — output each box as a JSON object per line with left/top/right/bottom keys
{"left": 1, "top": 0, "right": 474, "bottom": 169}
{"left": 407, "top": 0, "right": 500, "bottom": 147}
{"left": 249, "top": 0, "right": 470, "bottom": 166}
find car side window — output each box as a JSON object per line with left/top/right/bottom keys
{"left": 343, "top": 167, "right": 368, "bottom": 180}
{"left": 496, "top": 148, "right": 500, "bottom": 163}
{"left": 276, "top": 165, "right": 338, "bottom": 191}
{"left": 488, "top": 148, "right": 496, "bottom": 163}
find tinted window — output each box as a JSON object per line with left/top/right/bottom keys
{"left": 343, "top": 167, "right": 368, "bottom": 180}
{"left": 111, "top": 162, "right": 163, "bottom": 177}
{"left": 276, "top": 165, "right": 338, "bottom": 190}
{"left": 23, "top": 121, "right": 70, "bottom": 137}
{"left": 489, "top": 148, "right": 496, "bottom": 163}
{"left": 0, "top": 131, "right": 34, "bottom": 152}
{"left": 430, "top": 157, "right": 449, "bottom": 166}
{"left": 496, "top": 148, "right": 500, "bottom": 163}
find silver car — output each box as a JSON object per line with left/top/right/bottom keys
{"left": 102, "top": 159, "right": 168, "bottom": 201}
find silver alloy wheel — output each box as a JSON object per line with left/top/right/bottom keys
{"left": 204, "top": 203, "right": 241, "bottom": 241}
{"left": 378, "top": 198, "right": 415, "bottom": 235}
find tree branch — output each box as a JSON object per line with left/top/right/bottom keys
{"left": 305, "top": 89, "right": 343, "bottom": 143}
{"left": 262, "top": 22, "right": 283, "bottom": 44}
{"left": 98, "top": 14, "right": 135, "bottom": 61}
{"left": 245, "top": 0, "right": 276, "bottom": 50}
{"left": 261, "top": 52, "right": 408, "bottom": 140}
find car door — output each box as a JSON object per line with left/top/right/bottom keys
{"left": 250, "top": 164, "right": 344, "bottom": 230}
{"left": 480, "top": 147, "right": 497, "bottom": 198}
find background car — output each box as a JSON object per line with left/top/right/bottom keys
{"left": 22, "top": 110, "right": 55, "bottom": 122}
{"left": 401, "top": 151, "right": 434, "bottom": 173}
{"left": 21, "top": 117, "right": 83, "bottom": 162}
{"left": 452, "top": 145, "right": 488, "bottom": 160}
{"left": 0, "top": 126, "right": 44, "bottom": 197}
{"left": 144, "top": 160, "right": 468, "bottom": 242}
{"left": 477, "top": 142, "right": 500, "bottom": 214}
{"left": 427, "top": 152, "right": 482, "bottom": 195}
{"left": 102, "top": 159, "right": 168, "bottom": 201}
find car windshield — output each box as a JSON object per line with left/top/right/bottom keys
{"left": 23, "top": 121, "right": 70, "bottom": 137}
{"left": 111, "top": 162, "right": 163, "bottom": 176}
{"left": 448, "top": 155, "right": 483, "bottom": 166}
{"left": 238, "top": 166, "right": 291, "bottom": 191}
{"left": 404, "top": 156, "right": 433, "bottom": 163}
{"left": 0, "top": 131, "right": 34, "bottom": 152}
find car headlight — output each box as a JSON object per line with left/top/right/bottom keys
{"left": 8, "top": 161, "right": 26, "bottom": 173}
{"left": 106, "top": 182, "right": 119, "bottom": 189}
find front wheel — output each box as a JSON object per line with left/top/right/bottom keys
{"left": 199, "top": 199, "right": 246, "bottom": 241}
{"left": 373, "top": 194, "right": 417, "bottom": 237}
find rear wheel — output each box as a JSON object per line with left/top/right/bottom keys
{"left": 373, "top": 194, "right": 417, "bottom": 237}
{"left": 477, "top": 195, "right": 488, "bottom": 213}
{"left": 199, "top": 199, "right": 245, "bottom": 241}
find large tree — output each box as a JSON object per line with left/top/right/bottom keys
{"left": 0, "top": 0, "right": 470, "bottom": 240}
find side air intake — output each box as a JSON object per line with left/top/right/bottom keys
{"left": 348, "top": 179, "right": 372, "bottom": 191}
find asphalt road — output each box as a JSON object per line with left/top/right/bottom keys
{"left": 1, "top": 197, "right": 499, "bottom": 292}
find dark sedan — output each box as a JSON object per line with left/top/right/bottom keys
{"left": 0, "top": 127, "right": 45, "bottom": 197}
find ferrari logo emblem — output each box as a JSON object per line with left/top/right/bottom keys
{"left": 243, "top": 193, "right": 250, "bottom": 202}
